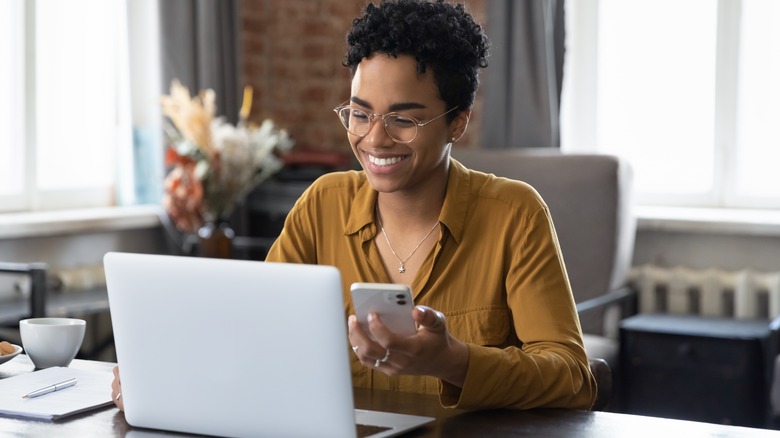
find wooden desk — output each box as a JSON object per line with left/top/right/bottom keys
{"left": 1, "top": 356, "right": 778, "bottom": 437}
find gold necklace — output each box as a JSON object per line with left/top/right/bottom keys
{"left": 376, "top": 205, "right": 439, "bottom": 274}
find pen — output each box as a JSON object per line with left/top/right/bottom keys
{"left": 22, "top": 378, "right": 78, "bottom": 399}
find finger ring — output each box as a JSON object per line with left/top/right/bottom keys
{"left": 115, "top": 392, "right": 122, "bottom": 401}
{"left": 374, "top": 350, "right": 390, "bottom": 368}
{"left": 352, "top": 345, "right": 359, "bottom": 354}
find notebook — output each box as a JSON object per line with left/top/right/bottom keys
{"left": 0, "top": 366, "right": 114, "bottom": 420}
{"left": 103, "top": 252, "right": 433, "bottom": 438}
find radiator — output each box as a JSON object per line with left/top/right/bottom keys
{"left": 628, "top": 264, "right": 780, "bottom": 319}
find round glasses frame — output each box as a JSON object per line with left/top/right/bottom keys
{"left": 333, "top": 102, "right": 459, "bottom": 144}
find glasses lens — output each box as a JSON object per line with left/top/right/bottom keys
{"left": 338, "top": 108, "right": 370, "bottom": 136}
{"left": 384, "top": 114, "right": 418, "bottom": 143}
{"left": 335, "top": 107, "right": 420, "bottom": 143}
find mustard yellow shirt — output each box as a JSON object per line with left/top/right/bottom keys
{"left": 265, "top": 158, "right": 597, "bottom": 410}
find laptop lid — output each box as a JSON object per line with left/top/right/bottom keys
{"left": 103, "top": 252, "right": 432, "bottom": 438}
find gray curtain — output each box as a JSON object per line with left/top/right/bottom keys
{"left": 159, "top": 0, "right": 242, "bottom": 124}
{"left": 481, "top": 0, "right": 565, "bottom": 149}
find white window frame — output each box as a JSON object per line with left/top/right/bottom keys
{"left": 0, "top": 0, "right": 132, "bottom": 214}
{"left": 0, "top": 0, "right": 27, "bottom": 212}
{"left": 562, "top": 0, "right": 780, "bottom": 210}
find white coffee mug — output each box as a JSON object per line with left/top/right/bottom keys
{"left": 19, "top": 318, "right": 86, "bottom": 369}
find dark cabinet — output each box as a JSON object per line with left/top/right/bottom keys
{"left": 620, "top": 314, "right": 771, "bottom": 428}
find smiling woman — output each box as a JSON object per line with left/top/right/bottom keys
{"left": 0, "top": 0, "right": 131, "bottom": 213}
{"left": 262, "top": 0, "right": 596, "bottom": 411}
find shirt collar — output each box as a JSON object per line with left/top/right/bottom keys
{"left": 344, "top": 175, "right": 377, "bottom": 238}
{"left": 440, "top": 157, "right": 471, "bottom": 245}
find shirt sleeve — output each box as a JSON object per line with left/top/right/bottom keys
{"left": 440, "top": 205, "right": 597, "bottom": 410}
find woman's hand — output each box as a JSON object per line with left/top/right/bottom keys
{"left": 111, "top": 366, "right": 124, "bottom": 411}
{"left": 348, "top": 305, "right": 470, "bottom": 387}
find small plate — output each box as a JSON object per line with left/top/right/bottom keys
{"left": 0, "top": 344, "right": 23, "bottom": 365}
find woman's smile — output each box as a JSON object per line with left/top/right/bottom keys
{"left": 368, "top": 153, "right": 407, "bottom": 167}
{"left": 362, "top": 150, "right": 411, "bottom": 176}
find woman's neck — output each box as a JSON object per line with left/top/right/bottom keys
{"left": 374, "top": 153, "right": 451, "bottom": 229}
{"left": 376, "top": 179, "right": 447, "bottom": 230}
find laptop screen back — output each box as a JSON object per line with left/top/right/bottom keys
{"left": 104, "top": 252, "right": 356, "bottom": 438}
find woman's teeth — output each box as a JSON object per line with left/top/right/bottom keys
{"left": 369, "top": 155, "right": 405, "bottom": 166}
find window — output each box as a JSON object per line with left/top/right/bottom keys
{"left": 0, "top": 1, "right": 24, "bottom": 206}
{"left": 0, "top": 0, "right": 131, "bottom": 213}
{"left": 562, "top": 0, "right": 780, "bottom": 209}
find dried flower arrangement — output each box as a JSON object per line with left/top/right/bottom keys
{"left": 161, "top": 80, "right": 294, "bottom": 233}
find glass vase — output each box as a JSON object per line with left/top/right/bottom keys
{"left": 197, "top": 219, "right": 235, "bottom": 259}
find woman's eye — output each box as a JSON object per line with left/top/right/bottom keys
{"left": 390, "top": 116, "right": 416, "bottom": 128}
{"left": 351, "top": 110, "right": 370, "bottom": 122}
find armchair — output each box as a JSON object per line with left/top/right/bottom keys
{"left": 453, "top": 148, "right": 636, "bottom": 410}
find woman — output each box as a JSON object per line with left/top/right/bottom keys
{"left": 263, "top": 0, "right": 595, "bottom": 410}
{"left": 113, "top": 0, "right": 596, "bottom": 411}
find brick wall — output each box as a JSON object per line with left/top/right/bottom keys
{"left": 240, "top": 0, "right": 486, "bottom": 153}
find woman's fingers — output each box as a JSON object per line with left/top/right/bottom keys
{"left": 111, "top": 366, "right": 124, "bottom": 411}
{"left": 349, "top": 314, "right": 394, "bottom": 367}
{"left": 413, "top": 306, "right": 446, "bottom": 332}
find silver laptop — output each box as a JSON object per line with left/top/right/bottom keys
{"left": 103, "top": 252, "right": 433, "bottom": 438}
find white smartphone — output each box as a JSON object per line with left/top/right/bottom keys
{"left": 350, "top": 282, "right": 416, "bottom": 338}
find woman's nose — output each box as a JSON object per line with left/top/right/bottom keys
{"left": 362, "top": 117, "right": 393, "bottom": 147}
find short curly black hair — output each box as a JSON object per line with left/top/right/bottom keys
{"left": 344, "top": 0, "right": 489, "bottom": 120}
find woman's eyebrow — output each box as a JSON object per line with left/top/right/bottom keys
{"left": 350, "top": 96, "right": 372, "bottom": 108}
{"left": 349, "top": 96, "right": 426, "bottom": 112}
{"left": 389, "top": 102, "right": 426, "bottom": 111}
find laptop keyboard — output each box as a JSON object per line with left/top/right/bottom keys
{"left": 357, "top": 423, "right": 392, "bottom": 437}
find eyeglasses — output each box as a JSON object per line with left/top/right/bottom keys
{"left": 333, "top": 102, "right": 458, "bottom": 143}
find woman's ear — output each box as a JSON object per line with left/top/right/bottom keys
{"left": 450, "top": 109, "right": 471, "bottom": 143}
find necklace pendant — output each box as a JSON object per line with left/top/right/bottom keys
{"left": 398, "top": 264, "right": 406, "bottom": 274}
